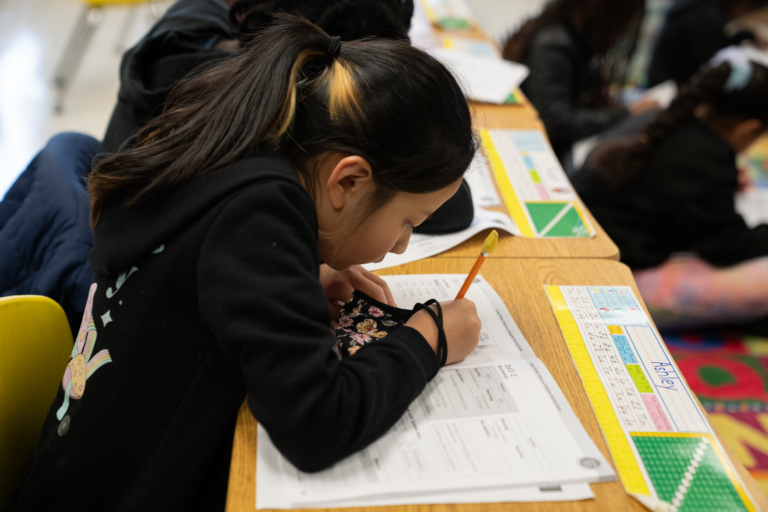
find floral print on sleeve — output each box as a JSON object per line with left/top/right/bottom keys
{"left": 332, "top": 291, "right": 415, "bottom": 357}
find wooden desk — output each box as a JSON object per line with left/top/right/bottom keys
{"left": 226, "top": 258, "right": 766, "bottom": 511}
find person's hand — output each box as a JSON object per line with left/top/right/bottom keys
{"left": 320, "top": 264, "right": 396, "bottom": 318}
{"left": 406, "top": 299, "right": 481, "bottom": 365}
{"left": 754, "top": 33, "right": 768, "bottom": 51}
{"left": 628, "top": 98, "right": 660, "bottom": 115}
{"left": 737, "top": 164, "right": 753, "bottom": 193}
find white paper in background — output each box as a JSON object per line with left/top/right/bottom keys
{"left": 420, "top": 0, "right": 476, "bottom": 25}
{"left": 465, "top": 152, "right": 501, "bottom": 207}
{"left": 363, "top": 206, "right": 518, "bottom": 271}
{"left": 408, "top": 0, "right": 434, "bottom": 41}
{"left": 429, "top": 48, "right": 529, "bottom": 104}
{"left": 736, "top": 188, "right": 768, "bottom": 227}
{"left": 638, "top": 80, "right": 677, "bottom": 109}
{"left": 572, "top": 135, "right": 600, "bottom": 171}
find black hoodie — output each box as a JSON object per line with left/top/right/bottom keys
{"left": 102, "top": 0, "right": 234, "bottom": 153}
{"left": 572, "top": 120, "right": 768, "bottom": 270}
{"left": 11, "top": 153, "right": 439, "bottom": 511}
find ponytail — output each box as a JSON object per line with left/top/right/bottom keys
{"left": 592, "top": 60, "right": 768, "bottom": 188}
{"left": 89, "top": 15, "right": 476, "bottom": 226}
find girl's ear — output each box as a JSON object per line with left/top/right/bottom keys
{"left": 730, "top": 119, "right": 765, "bottom": 153}
{"left": 326, "top": 155, "right": 374, "bottom": 210}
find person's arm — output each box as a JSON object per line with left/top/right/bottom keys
{"left": 197, "top": 180, "right": 439, "bottom": 472}
{"left": 524, "top": 40, "right": 628, "bottom": 146}
{"left": 667, "top": 152, "right": 768, "bottom": 267}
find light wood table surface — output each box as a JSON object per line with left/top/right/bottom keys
{"left": 226, "top": 258, "right": 766, "bottom": 511}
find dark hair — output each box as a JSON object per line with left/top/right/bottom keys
{"left": 229, "top": 0, "right": 414, "bottom": 43}
{"left": 591, "top": 61, "right": 768, "bottom": 188}
{"left": 89, "top": 15, "right": 477, "bottom": 226}
{"left": 502, "top": 0, "right": 644, "bottom": 107}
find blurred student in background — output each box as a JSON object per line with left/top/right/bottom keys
{"left": 102, "top": 0, "right": 414, "bottom": 153}
{"left": 502, "top": 0, "right": 656, "bottom": 167}
{"left": 647, "top": 0, "right": 768, "bottom": 88}
{"left": 572, "top": 48, "right": 768, "bottom": 333}
{"left": 101, "top": 0, "right": 473, "bottom": 235}
{"left": 11, "top": 18, "right": 481, "bottom": 510}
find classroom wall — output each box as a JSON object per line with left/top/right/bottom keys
{"left": 466, "top": 0, "right": 548, "bottom": 42}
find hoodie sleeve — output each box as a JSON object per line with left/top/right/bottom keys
{"left": 196, "top": 179, "right": 439, "bottom": 472}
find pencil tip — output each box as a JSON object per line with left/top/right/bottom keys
{"left": 482, "top": 230, "right": 499, "bottom": 255}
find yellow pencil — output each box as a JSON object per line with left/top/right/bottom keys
{"left": 455, "top": 230, "right": 498, "bottom": 299}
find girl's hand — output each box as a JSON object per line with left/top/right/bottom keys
{"left": 628, "top": 98, "right": 660, "bottom": 115}
{"left": 320, "top": 264, "right": 396, "bottom": 318}
{"left": 406, "top": 299, "right": 481, "bottom": 365}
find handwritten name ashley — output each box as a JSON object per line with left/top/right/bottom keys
{"left": 652, "top": 362, "right": 681, "bottom": 391}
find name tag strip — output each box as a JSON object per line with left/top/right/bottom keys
{"left": 546, "top": 285, "right": 757, "bottom": 512}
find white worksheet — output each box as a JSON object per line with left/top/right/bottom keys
{"left": 256, "top": 276, "right": 614, "bottom": 509}
{"left": 465, "top": 152, "right": 502, "bottom": 207}
{"left": 736, "top": 188, "right": 768, "bottom": 227}
{"left": 383, "top": 275, "right": 535, "bottom": 364}
{"left": 364, "top": 208, "right": 517, "bottom": 271}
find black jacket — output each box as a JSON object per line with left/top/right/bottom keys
{"left": 572, "top": 120, "right": 768, "bottom": 269}
{"left": 647, "top": 0, "right": 754, "bottom": 87}
{"left": 12, "top": 153, "right": 439, "bottom": 511}
{"left": 102, "top": 0, "right": 234, "bottom": 153}
{"left": 519, "top": 23, "right": 628, "bottom": 163}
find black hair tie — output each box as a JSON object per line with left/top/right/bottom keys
{"left": 324, "top": 36, "right": 342, "bottom": 66}
{"left": 413, "top": 299, "right": 448, "bottom": 367}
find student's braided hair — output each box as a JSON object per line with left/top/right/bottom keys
{"left": 591, "top": 60, "right": 768, "bottom": 188}
{"left": 229, "top": 0, "right": 414, "bottom": 43}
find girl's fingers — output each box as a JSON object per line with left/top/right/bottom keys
{"left": 364, "top": 271, "right": 397, "bottom": 306}
{"left": 352, "top": 276, "right": 388, "bottom": 305}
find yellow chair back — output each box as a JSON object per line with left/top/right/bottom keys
{"left": 0, "top": 296, "right": 73, "bottom": 510}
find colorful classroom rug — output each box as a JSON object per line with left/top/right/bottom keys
{"left": 665, "top": 330, "right": 768, "bottom": 496}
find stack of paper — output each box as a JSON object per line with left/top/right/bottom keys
{"left": 257, "top": 276, "right": 615, "bottom": 509}
{"left": 429, "top": 48, "right": 529, "bottom": 105}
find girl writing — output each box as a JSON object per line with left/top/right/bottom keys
{"left": 12, "top": 16, "right": 481, "bottom": 511}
